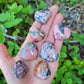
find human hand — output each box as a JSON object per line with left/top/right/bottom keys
{"left": 0, "top": 5, "right": 70, "bottom": 84}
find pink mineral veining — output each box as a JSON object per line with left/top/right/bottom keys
{"left": 54, "top": 24, "right": 71, "bottom": 40}
{"left": 20, "top": 42, "right": 38, "bottom": 61}
{"left": 23, "top": 48, "right": 38, "bottom": 60}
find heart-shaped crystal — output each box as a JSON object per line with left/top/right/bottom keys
{"left": 34, "top": 8, "right": 51, "bottom": 24}
{"left": 14, "top": 60, "right": 28, "bottom": 78}
{"left": 54, "top": 24, "right": 71, "bottom": 40}
{"left": 35, "top": 60, "right": 51, "bottom": 80}
{"left": 40, "top": 42, "right": 58, "bottom": 62}
{"left": 29, "top": 27, "right": 45, "bottom": 41}
{"left": 19, "top": 42, "right": 38, "bottom": 61}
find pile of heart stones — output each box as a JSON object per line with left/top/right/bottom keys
{"left": 14, "top": 8, "right": 70, "bottom": 80}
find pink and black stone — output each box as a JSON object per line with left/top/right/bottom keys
{"left": 40, "top": 42, "right": 58, "bottom": 62}
{"left": 14, "top": 60, "right": 28, "bottom": 78}
{"left": 29, "top": 27, "right": 45, "bottom": 41}
{"left": 54, "top": 24, "right": 71, "bottom": 40}
{"left": 19, "top": 42, "right": 38, "bottom": 61}
{"left": 35, "top": 60, "right": 51, "bottom": 80}
{"left": 34, "top": 8, "right": 51, "bottom": 24}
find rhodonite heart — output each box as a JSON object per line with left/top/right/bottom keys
{"left": 14, "top": 60, "right": 28, "bottom": 78}
{"left": 34, "top": 8, "right": 51, "bottom": 24}
{"left": 54, "top": 24, "right": 71, "bottom": 40}
{"left": 19, "top": 42, "right": 38, "bottom": 61}
{"left": 40, "top": 42, "right": 58, "bottom": 62}
{"left": 35, "top": 60, "right": 51, "bottom": 80}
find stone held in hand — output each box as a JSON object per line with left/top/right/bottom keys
{"left": 29, "top": 27, "right": 45, "bottom": 41}
{"left": 40, "top": 42, "right": 58, "bottom": 62}
{"left": 19, "top": 42, "right": 38, "bottom": 61}
{"left": 35, "top": 60, "right": 51, "bottom": 80}
{"left": 54, "top": 24, "right": 71, "bottom": 40}
{"left": 14, "top": 60, "right": 28, "bottom": 78}
{"left": 34, "top": 8, "right": 51, "bottom": 24}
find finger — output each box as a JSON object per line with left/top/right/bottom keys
{"left": 46, "top": 13, "right": 63, "bottom": 42}
{"left": 54, "top": 13, "right": 64, "bottom": 53}
{"left": 50, "top": 14, "right": 64, "bottom": 82}
{"left": 0, "top": 43, "right": 15, "bottom": 83}
{"left": 44, "top": 13, "right": 63, "bottom": 83}
{"left": 0, "top": 43, "right": 12, "bottom": 68}
{"left": 32, "top": 21, "right": 42, "bottom": 29}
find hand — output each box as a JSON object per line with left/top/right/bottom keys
{"left": 0, "top": 6, "right": 64, "bottom": 84}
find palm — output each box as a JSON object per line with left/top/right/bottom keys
{"left": 0, "top": 6, "right": 64, "bottom": 84}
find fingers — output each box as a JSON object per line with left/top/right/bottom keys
{"left": 16, "top": 5, "right": 58, "bottom": 59}
{"left": 14, "top": 5, "right": 62, "bottom": 84}
{"left": 41, "top": 6, "right": 58, "bottom": 40}
{"left": 32, "top": 13, "right": 63, "bottom": 84}
{"left": 36, "top": 5, "right": 58, "bottom": 48}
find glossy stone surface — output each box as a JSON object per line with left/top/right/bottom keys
{"left": 29, "top": 27, "right": 45, "bottom": 41}
{"left": 20, "top": 42, "right": 38, "bottom": 61}
{"left": 35, "top": 61, "right": 51, "bottom": 80}
{"left": 54, "top": 24, "right": 71, "bottom": 40}
{"left": 14, "top": 60, "right": 28, "bottom": 78}
{"left": 40, "top": 42, "right": 58, "bottom": 62}
{"left": 34, "top": 8, "right": 51, "bottom": 24}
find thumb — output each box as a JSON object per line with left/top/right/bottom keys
{"left": 0, "top": 43, "right": 16, "bottom": 83}
{"left": 0, "top": 43, "right": 13, "bottom": 71}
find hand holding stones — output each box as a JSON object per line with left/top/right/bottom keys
{"left": 13, "top": 7, "right": 71, "bottom": 80}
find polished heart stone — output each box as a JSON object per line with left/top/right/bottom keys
{"left": 19, "top": 42, "right": 38, "bottom": 61}
{"left": 40, "top": 42, "right": 58, "bottom": 62}
{"left": 29, "top": 27, "right": 45, "bottom": 41}
{"left": 34, "top": 8, "right": 51, "bottom": 24}
{"left": 14, "top": 60, "right": 28, "bottom": 78}
{"left": 54, "top": 24, "right": 71, "bottom": 40}
{"left": 35, "top": 60, "right": 51, "bottom": 80}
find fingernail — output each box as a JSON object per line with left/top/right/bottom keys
{"left": 35, "top": 60, "right": 51, "bottom": 80}
{"left": 54, "top": 24, "right": 71, "bottom": 40}
{"left": 34, "top": 8, "right": 51, "bottom": 24}
{"left": 19, "top": 42, "right": 38, "bottom": 61}
{"left": 29, "top": 27, "right": 45, "bottom": 41}
{"left": 14, "top": 60, "right": 28, "bottom": 78}
{"left": 40, "top": 42, "right": 58, "bottom": 62}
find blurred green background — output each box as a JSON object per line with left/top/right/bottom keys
{"left": 0, "top": 0, "right": 84, "bottom": 84}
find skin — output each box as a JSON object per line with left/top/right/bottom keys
{"left": 0, "top": 6, "right": 64, "bottom": 84}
